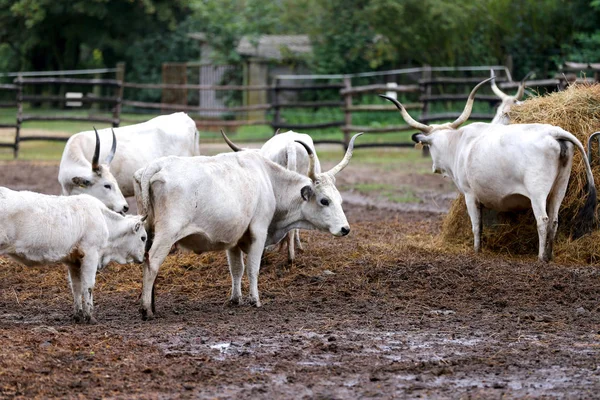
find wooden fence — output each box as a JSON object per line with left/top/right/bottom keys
{"left": 0, "top": 65, "right": 583, "bottom": 158}
{"left": 6, "top": 76, "right": 122, "bottom": 158}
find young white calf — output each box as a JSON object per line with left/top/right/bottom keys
{"left": 0, "top": 188, "right": 147, "bottom": 323}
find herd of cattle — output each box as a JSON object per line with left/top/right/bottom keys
{"left": 0, "top": 73, "right": 596, "bottom": 323}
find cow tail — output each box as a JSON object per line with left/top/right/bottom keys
{"left": 138, "top": 161, "right": 164, "bottom": 218}
{"left": 553, "top": 130, "right": 598, "bottom": 237}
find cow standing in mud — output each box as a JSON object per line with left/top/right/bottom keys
{"left": 134, "top": 133, "right": 361, "bottom": 320}
{"left": 221, "top": 129, "right": 323, "bottom": 264}
{"left": 0, "top": 188, "right": 147, "bottom": 323}
{"left": 58, "top": 112, "right": 200, "bottom": 213}
{"left": 380, "top": 77, "right": 596, "bottom": 262}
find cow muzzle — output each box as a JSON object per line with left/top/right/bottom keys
{"left": 335, "top": 226, "right": 350, "bottom": 237}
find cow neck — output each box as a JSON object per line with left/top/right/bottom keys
{"left": 262, "top": 160, "right": 314, "bottom": 246}
{"left": 431, "top": 128, "right": 463, "bottom": 182}
{"left": 491, "top": 99, "right": 512, "bottom": 124}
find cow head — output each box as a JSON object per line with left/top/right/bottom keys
{"left": 490, "top": 70, "right": 533, "bottom": 123}
{"left": 70, "top": 128, "right": 129, "bottom": 215}
{"left": 107, "top": 214, "right": 147, "bottom": 265}
{"left": 294, "top": 133, "right": 362, "bottom": 236}
{"left": 380, "top": 77, "right": 493, "bottom": 178}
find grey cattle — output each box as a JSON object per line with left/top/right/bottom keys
{"left": 133, "top": 133, "right": 361, "bottom": 319}
{"left": 381, "top": 77, "right": 596, "bottom": 262}
{"left": 0, "top": 188, "right": 147, "bottom": 323}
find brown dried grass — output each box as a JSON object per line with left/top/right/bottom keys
{"left": 441, "top": 83, "right": 600, "bottom": 263}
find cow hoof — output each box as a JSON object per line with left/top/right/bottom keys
{"left": 140, "top": 308, "right": 155, "bottom": 321}
{"left": 85, "top": 315, "right": 98, "bottom": 325}
{"left": 227, "top": 297, "right": 243, "bottom": 306}
{"left": 249, "top": 298, "right": 262, "bottom": 308}
{"left": 72, "top": 311, "right": 85, "bottom": 324}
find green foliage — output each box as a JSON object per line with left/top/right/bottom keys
{"left": 124, "top": 19, "right": 201, "bottom": 102}
{"left": 0, "top": 0, "right": 190, "bottom": 71}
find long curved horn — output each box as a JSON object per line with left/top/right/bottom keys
{"left": 515, "top": 71, "right": 534, "bottom": 100}
{"left": 92, "top": 127, "right": 101, "bottom": 171}
{"left": 490, "top": 70, "right": 510, "bottom": 100}
{"left": 294, "top": 140, "right": 317, "bottom": 181}
{"left": 220, "top": 129, "right": 242, "bottom": 152}
{"left": 105, "top": 128, "right": 117, "bottom": 164}
{"left": 327, "top": 133, "right": 363, "bottom": 177}
{"left": 379, "top": 95, "right": 432, "bottom": 133}
{"left": 275, "top": 128, "right": 281, "bottom": 135}
{"left": 450, "top": 76, "right": 495, "bottom": 129}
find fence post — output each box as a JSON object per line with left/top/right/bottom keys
{"left": 271, "top": 78, "right": 280, "bottom": 134}
{"left": 420, "top": 65, "right": 431, "bottom": 157}
{"left": 114, "top": 62, "right": 126, "bottom": 127}
{"left": 14, "top": 75, "right": 22, "bottom": 159}
{"left": 342, "top": 76, "right": 352, "bottom": 149}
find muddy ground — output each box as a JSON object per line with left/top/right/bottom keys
{"left": 0, "top": 158, "right": 599, "bottom": 399}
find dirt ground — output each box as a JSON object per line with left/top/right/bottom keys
{"left": 0, "top": 159, "right": 599, "bottom": 399}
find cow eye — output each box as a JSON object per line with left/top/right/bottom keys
{"left": 104, "top": 184, "right": 111, "bottom": 190}
{"left": 320, "top": 198, "right": 330, "bottom": 206}
{"left": 141, "top": 236, "right": 147, "bottom": 242}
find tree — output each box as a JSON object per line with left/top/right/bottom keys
{"left": 0, "top": 0, "right": 190, "bottom": 72}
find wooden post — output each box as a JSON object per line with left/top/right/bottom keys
{"left": 342, "top": 76, "right": 352, "bottom": 149}
{"left": 420, "top": 65, "right": 431, "bottom": 157}
{"left": 14, "top": 75, "right": 22, "bottom": 159}
{"left": 272, "top": 78, "right": 280, "bottom": 135}
{"left": 114, "top": 62, "right": 125, "bottom": 127}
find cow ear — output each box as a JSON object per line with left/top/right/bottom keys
{"left": 133, "top": 221, "right": 141, "bottom": 233}
{"left": 72, "top": 177, "right": 92, "bottom": 187}
{"left": 301, "top": 185, "right": 314, "bottom": 201}
{"left": 411, "top": 133, "right": 431, "bottom": 145}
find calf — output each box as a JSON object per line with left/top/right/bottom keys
{"left": 0, "top": 188, "right": 147, "bottom": 323}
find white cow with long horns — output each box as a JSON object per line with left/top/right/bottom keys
{"left": 58, "top": 112, "right": 199, "bottom": 214}
{"left": 490, "top": 70, "right": 533, "bottom": 124}
{"left": 133, "top": 132, "right": 361, "bottom": 320}
{"left": 221, "top": 129, "right": 323, "bottom": 264}
{"left": 380, "top": 77, "right": 596, "bottom": 262}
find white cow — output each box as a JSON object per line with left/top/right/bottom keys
{"left": 221, "top": 129, "right": 323, "bottom": 263}
{"left": 490, "top": 70, "right": 532, "bottom": 124}
{"left": 0, "top": 188, "right": 147, "bottom": 323}
{"left": 380, "top": 77, "right": 596, "bottom": 262}
{"left": 58, "top": 112, "right": 199, "bottom": 214}
{"left": 133, "top": 133, "right": 361, "bottom": 320}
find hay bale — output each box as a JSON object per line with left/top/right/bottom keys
{"left": 441, "top": 83, "right": 600, "bottom": 262}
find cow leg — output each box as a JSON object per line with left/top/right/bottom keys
{"left": 544, "top": 167, "right": 571, "bottom": 261}
{"left": 140, "top": 236, "right": 172, "bottom": 320}
{"left": 80, "top": 252, "right": 99, "bottom": 324}
{"left": 287, "top": 231, "right": 295, "bottom": 264}
{"left": 464, "top": 195, "right": 483, "bottom": 253}
{"left": 294, "top": 229, "right": 303, "bottom": 251}
{"left": 226, "top": 247, "right": 245, "bottom": 305}
{"left": 530, "top": 195, "right": 550, "bottom": 262}
{"left": 246, "top": 236, "right": 267, "bottom": 307}
{"left": 67, "top": 264, "right": 84, "bottom": 323}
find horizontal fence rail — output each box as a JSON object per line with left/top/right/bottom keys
{"left": 2, "top": 64, "right": 597, "bottom": 158}
{"left": 7, "top": 74, "right": 123, "bottom": 157}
